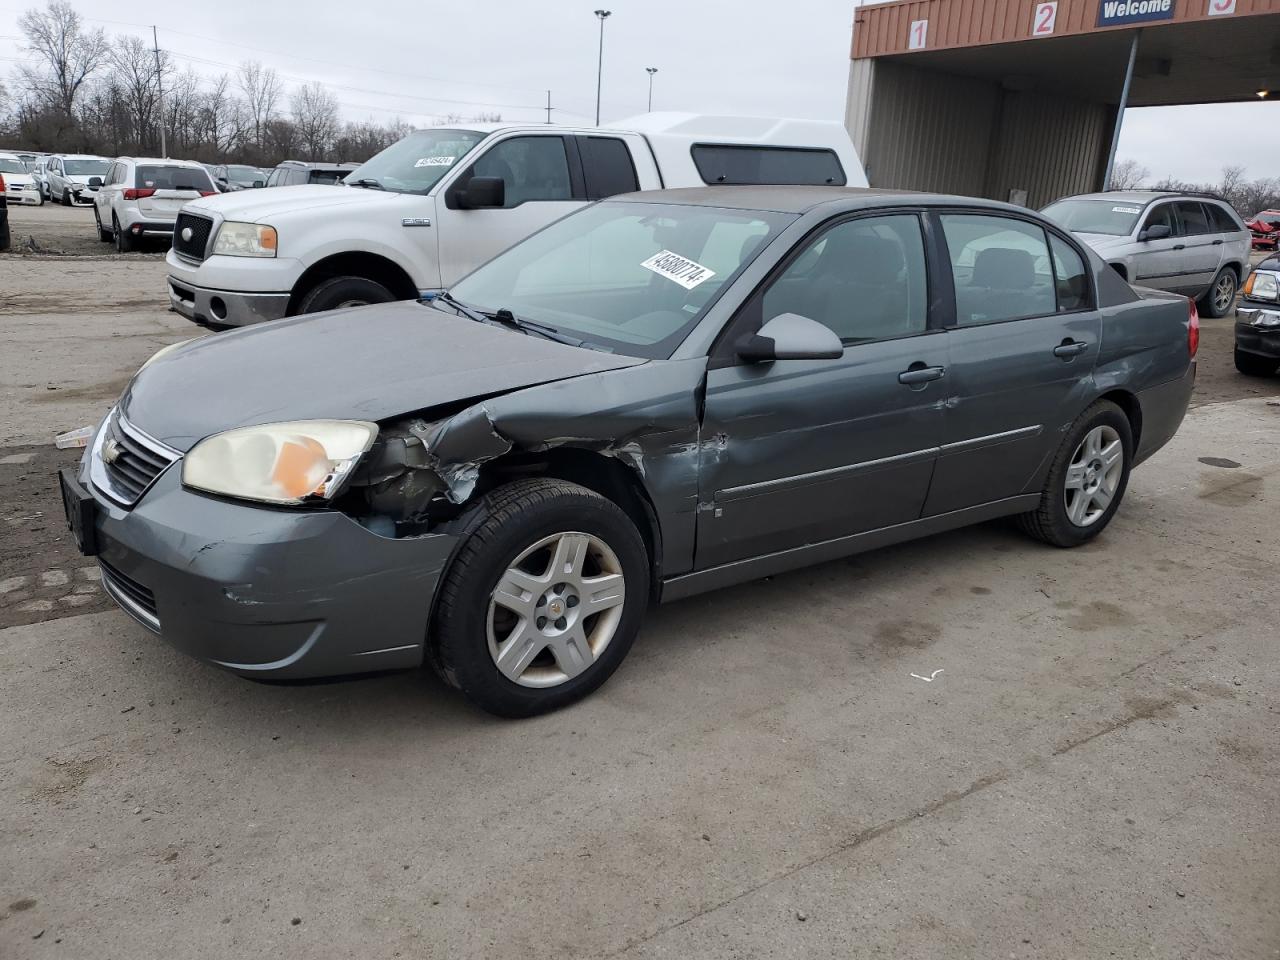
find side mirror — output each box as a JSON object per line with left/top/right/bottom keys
{"left": 736, "top": 313, "right": 844, "bottom": 363}
{"left": 88, "top": 176, "right": 103, "bottom": 187}
{"left": 458, "top": 176, "right": 505, "bottom": 209}
{"left": 1139, "top": 224, "right": 1171, "bottom": 242}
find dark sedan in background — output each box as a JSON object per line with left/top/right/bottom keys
{"left": 60, "top": 187, "right": 1198, "bottom": 717}
{"left": 1235, "top": 255, "right": 1280, "bottom": 376}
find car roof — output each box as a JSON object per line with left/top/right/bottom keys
{"left": 606, "top": 185, "right": 1036, "bottom": 216}
{"left": 52, "top": 153, "right": 109, "bottom": 160}
{"left": 277, "top": 160, "right": 357, "bottom": 169}
{"left": 118, "top": 157, "right": 206, "bottom": 167}
{"left": 1057, "top": 191, "right": 1228, "bottom": 205}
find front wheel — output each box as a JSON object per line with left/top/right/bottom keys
{"left": 60, "top": 188, "right": 71, "bottom": 207}
{"left": 1018, "top": 400, "right": 1133, "bottom": 548}
{"left": 1199, "top": 267, "right": 1237, "bottom": 319}
{"left": 430, "top": 478, "right": 650, "bottom": 718}
{"left": 295, "top": 275, "right": 396, "bottom": 314}
{"left": 1235, "top": 347, "right": 1279, "bottom": 377}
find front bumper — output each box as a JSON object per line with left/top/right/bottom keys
{"left": 6, "top": 189, "right": 40, "bottom": 205}
{"left": 68, "top": 188, "right": 99, "bottom": 205}
{"left": 167, "top": 277, "right": 291, "bottom": 327}
{"left": 1235, "top": 304, "right": 1280, "bottom": 359}
{"left": 79, "top": 448, "right": 458, "bottom": 680}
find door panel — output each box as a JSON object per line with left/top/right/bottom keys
{"left": 1173, "top": 200, "right": 1223, "bottom": 295}
{"left": 1130, "top": 202, "right": 1183, "bottom": 292}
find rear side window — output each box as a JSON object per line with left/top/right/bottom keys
{"left": 1050, "top": 234, "right": 1090, "bottom": 311}
{"left": 1207, "top": 203, "right": 1243, "bottom": 233}
{"left": 941, "top": 214, "right": 1057, "bottom": 325}
{"left": 266, "top": 168, "right": 285, "bottom": 187}
{"left": 136, "top": 165, "right": 213, "bottom": 191}
{"left": 1176, "top": 201, "right": 1211, "bottom": 236}
{"left": 691, "top": 144, "right": 846, "bottom": 186}
{"left": 577, "top": 136, "right": 639, "bottom": 199}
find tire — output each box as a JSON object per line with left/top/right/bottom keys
{"left": 0, "top": 216, "right": 10, "bottom": 253}
{"left": 94, "top": 208, "right": 112, "bottom": 242}
{"left": 295, "top": 275, "right": 396, "bottom": 315}
{"left": 1235, "top": 347, "right": 1279, "bottom": 377}
{"left": 1018, "top": 399, "right": 1133, "bottom": 548}
{"left": 430, "top": 478, "right": 650, "bottom": 718}
{"left": 60, "top": 188, "right": 71, "bottom": 207}
{"left": 1199, "top": 266, "right": 1237, "bottom": 319}
{"left": 113, "top": 216, "right": 133, "bottom": 253}
{"left": 34, "top": 192, "right": 43, "bottom": 207}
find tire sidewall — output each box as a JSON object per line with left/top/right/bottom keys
{"left": 1202, "top": 267, "right": 1237, "bottom": 319}
{"left": 298, "top": 276, "right": 395, "bottom": 314}
{"left": 437, "top": 487, "right": 649, "bottom": 717}
{"left": 1045, "top": 403, "right": 1134, "bottom": 546}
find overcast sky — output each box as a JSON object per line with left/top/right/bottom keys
{"left": 1, "top": 0, "right": 1273, "bottom": 184}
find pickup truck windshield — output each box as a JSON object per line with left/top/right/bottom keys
{"left": 447, "top": 201, "right": 794, "bottom": 359}
{"left": 346, "top": 129, "right": 484, "bottom": 195}
{"left": 62, "top": 159, "right": 110, "bottom": 177}
{"left": 1042, "top": 198, "right": 1143, "bottom": 236}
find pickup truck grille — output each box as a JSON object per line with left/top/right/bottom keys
{"left": 93, "top": 410, "right": 179, "bottom": 507}
{"left": 172, "top": 212, "right": 214, "bottom": 262}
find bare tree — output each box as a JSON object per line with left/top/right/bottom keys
{"left": 291, "top": 81, "right": 339, "bottom": 159}
{"left": 1108, "top": 158, "right": 1150, "bottom": 191}
{"left": 17, "top": 0, "right": 107, "bottom": 121}
{"left": 108, "top": 34, "right": 168, "bottom": 153}
{"left": 239, "top": 60, "right": 283, "bottom": 149}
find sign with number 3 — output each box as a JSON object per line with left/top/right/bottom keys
{"left": 908, "top": 19, "right": 928, "bottom": 50}
{"left": 1032, "top": 1, "right": 1058, "bottom": 37}
{"left": 1208, "top": 0, "right": 1237, "bottom": 15}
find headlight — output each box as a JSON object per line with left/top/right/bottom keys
{"left": 1244, "top": 270, "right": 1279, "bottom": 302}
{"left": 183, "top": 420, "right": 378, "bottom": 505}
{"left": 212, "top": 222, "right": 277, "bottom": 258}
{"left": 1252, "top": 312, "right": 1280, "bottom": 328}
{"left": 137, "top": 338, "right": 196, "bottom": 373}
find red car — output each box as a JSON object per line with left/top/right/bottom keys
{"left": 1246, "top": 210, "right": 1280, "bottom": 250}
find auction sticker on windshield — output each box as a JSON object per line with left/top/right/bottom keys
{"left": 1113, "top": 206, "right": 1142, "bottom": 214}
{"left": 415, "top": 157, "right": 455, "bottom": 168}
{"left": 640, "top": 250, "right": 716, "bottom": 290}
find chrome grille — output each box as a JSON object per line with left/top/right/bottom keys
{"left": 90, "top": 410, "right": 179, "bottom": 507}
{"left": 172, "top": 212, "right": 214, "bottom": 261}
{"left": 99, "top": 559, "right": 160, "bottom": 632}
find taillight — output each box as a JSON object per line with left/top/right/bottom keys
{"left": 0, "top": 173, "right": 6, "bottom": 191}
{"left": 123, "top": 188, "right": 155, "bottom": 200}
{"left": 1188, "top": 298, "right": 1200, "bottom": 359}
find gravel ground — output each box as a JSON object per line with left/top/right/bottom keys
{"left": 3, "top": 201, "right": 172, "bottom": 257}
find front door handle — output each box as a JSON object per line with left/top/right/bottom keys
{"left": 898, "top": 363, "right": 946, "bottom": 386}
{"left": 1173, "top": 244, "right": 1186, "bottom": 250}
{"left": 1053, "top": 339, "right": 1090, "bottom": 359}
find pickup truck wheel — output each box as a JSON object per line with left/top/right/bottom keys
{"left": 94, "top": 208, "right": 112, "bottom": 242}
{"left": 1018, "top": 400, "right": 1133, "bottom": 548}
{"left": 113, "top": 216, "right": 134, "bottom": 253}
{"left": 1234, "top": 347, "right": 1279, "bottom": 377}
{"left": 296, "top": 276, "right": 396, "bottom": 314}
{"left": 429, "top": 478, "right": 649, "bottom": 718}
{"left": 1199, "top": 267, "right": 1237, "bottom": 319}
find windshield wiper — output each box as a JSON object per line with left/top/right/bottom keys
{"left": 486, "top": 308, "right": 603, "bottom": 350}
{"left": 433, "top": 290, "right": 490, "bottom": 324}
{"left": 348, "top": 178, "right": 385, "bottom": 190}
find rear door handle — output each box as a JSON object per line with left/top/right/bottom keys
{"left": 898, "top": 363, "right": 945, "bottom": 386}
{"left": 1053, "top": 340, "right": 1090, "bottom": 359}
{"left": 1173, "top": 244, "right": 1186, "bottom": 250}
{"left": 1212, "top": 239, "right": 1224, "bottom": 246}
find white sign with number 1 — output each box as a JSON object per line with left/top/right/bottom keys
{"left": 908, "top": 19, "right": 928, "bottom": 50}
{"left": 1032, "top": 1, "right": 1058, "bottom": 36}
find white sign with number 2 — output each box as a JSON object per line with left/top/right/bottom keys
{"left": 908, "top": 19, "right": 928, "bottom": 50}
{"left": 1032, "top": 1, "right": 1058, "bottom": 36}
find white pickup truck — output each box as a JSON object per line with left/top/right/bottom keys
{"left": 164, "top": 113, "right": 867, "bottom": 326}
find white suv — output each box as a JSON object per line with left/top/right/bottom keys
{"left": 0, "top": 153, "right": 42, "bottom": 205}
{"left": 94, "top": 157, "right": 217, "bottom": 252}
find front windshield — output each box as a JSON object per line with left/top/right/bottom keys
{"left": 0, "top": 158, "right": 26, "bottom": 174}
{"left": 345, "top": 129, "right": 484, "bottom": 194}
{"left": 1042, "top": 198, "right": 1143, "bottom": 236}
{"left": 63, "top": 158, "right": 110, "bottom": 177}
{"left": 448, "top": 201, "right": 794, "bottom": 359}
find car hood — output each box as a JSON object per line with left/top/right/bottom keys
{"left": 120, "top": 300, "right": 645, "bottom": 451}
{"left": 5, "top": 173, "right": 34, "bottom": 185}
{"left": 1072, "top": 232, "right": 1132, "bottom": 253}
{"left": 181, "top": 184, "right": 396, "bottom": 222}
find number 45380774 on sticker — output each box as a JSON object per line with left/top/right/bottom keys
{"left": 640, "top": 250, "right": 716, "bottom": 290}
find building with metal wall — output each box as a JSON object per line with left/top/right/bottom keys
{"left": 846, "top": 0, "right": 1280, "bottom": 208}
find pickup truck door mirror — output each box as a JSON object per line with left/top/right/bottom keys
{"left": 1139, "top": 224, "right": 1171, "bottom": 242}
{"left": 87, "top": 176, "right": 103, "bottom": 187}
{"left": 736, "top": 313, "right": 844, "bottom": 363}
{"left": 458, "top": 176, "right": 505, "bottom": 209}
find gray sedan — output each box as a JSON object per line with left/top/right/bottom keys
{"left": 60, "top": 187, "right": 1197, "bottom": 717}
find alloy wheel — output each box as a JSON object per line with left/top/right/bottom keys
{"left": 1063, "top": 425, "right": 1124, "bottom": 527}
{"left": 1213, "top": 272, "right": 1236, "bottom": 314}
{"left": 486, "top": 531, "right": 626, "bottom": 688}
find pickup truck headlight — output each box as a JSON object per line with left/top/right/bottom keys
{"left": 183, "top": 420, "right": 378, "bottom": 505}
{"left": 212, "top": 222, "right": 278, "bottom": 258}
{"left": 1243, "top": 270, "right": 1279, "bottom": 302}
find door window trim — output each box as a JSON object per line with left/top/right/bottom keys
{"left": 930, "top": 207, "right": 1097, "bottom": 329}
{"left": 443, "top": 133, "right": 580, "bottom": 210}
{"left": 708, "top": 207, "right": 940, "bottom": 368}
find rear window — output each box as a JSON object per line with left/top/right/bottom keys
{"left": 1175, "top": 201, "right": 1211, "bottom": 236}
{"left": 135, "top": 165, "right": 214, "bottom": 191}
{"left": 691, "top": 144, "right": 846, "bottom": 186}
{"left": 308, "top": 169, "right": 351, "bottom": 185}
{"left": 578, "top": 136, "right": 639, "bottom": 199}
{"left": 1207, "top": 203, "right": 1243, "bottom": 233}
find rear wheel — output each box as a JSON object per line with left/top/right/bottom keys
{"left": 430, "top": 478, "right": 649, "bottom": 718}
{"left": 1018, "top": 400, "right": 1133, "bottom": 548}
{"left": 296, "top": 275, "right": 396, "bottom": 315}
{"left": 1199, "top": 267, "right": 1237, "bottom": 319}
{"left": 113, "top": 216, "right": 134, "bottom": 253}
{"left": 1234, "top": 347, "right": 1279, "bottom": 377}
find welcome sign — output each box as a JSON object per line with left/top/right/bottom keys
{"left": 1097, "top": 0, "right": 1175, "bottom": 25}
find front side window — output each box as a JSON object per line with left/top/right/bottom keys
{"left": 266, "top": 168, "right": 284, "bottom": 187}
{"left": 448, "top": 200, "right": 793, "bottom": 358}
{"left": 467, "top": 136, "right": 572, "bottom": 208}
{"left": 1176, "top": 201, "right": 1210, "bottom": 236}
{"left": 763, "top": 214, "right": 927, "bottom": 342}
{"left": 942, "top": 214, "right": 1057, "bottom": 325}
{"left": 1142, "top": 203, "right": 1179, "bottom": 237}
{"left": 692, "top": 144, "right": 846, "bottom": 186}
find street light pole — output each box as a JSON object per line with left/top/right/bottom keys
{"left": 594, "top": 9, "right": 611, "bottom": 126}
{"left": 646, "top": 67, "right": 657, "bottom": 112}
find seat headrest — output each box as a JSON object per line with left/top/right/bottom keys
{"left": 973, "top": 247, "right": 1035, "bottom": 290}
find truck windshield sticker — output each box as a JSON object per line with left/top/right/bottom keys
{"left": 1113, "top": 206, "right": 1141, "bottom": 214}
{"left": 640, "top": 250, "right": 716, "bottom": 290}
{"left": 414, "top": 156, "right": 455, "bottom": 168}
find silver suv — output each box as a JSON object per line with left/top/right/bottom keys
{"left": 1042, "top": 191, "right": 1250, "bottom": 317}
{"left": 45, "top": 153, "right": 112, "bottom": 206}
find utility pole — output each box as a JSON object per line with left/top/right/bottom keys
{"left": 594, "top": 9, "right": 611, "bottom": 126}
{"left": 646, "top": 67, "right": 658, "bottom": 112}
{"left": 152, "top": 25, "right": 167, "bottom": 158}
{"left": 546, "top": 90, "right": 552, "bottom": 124}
